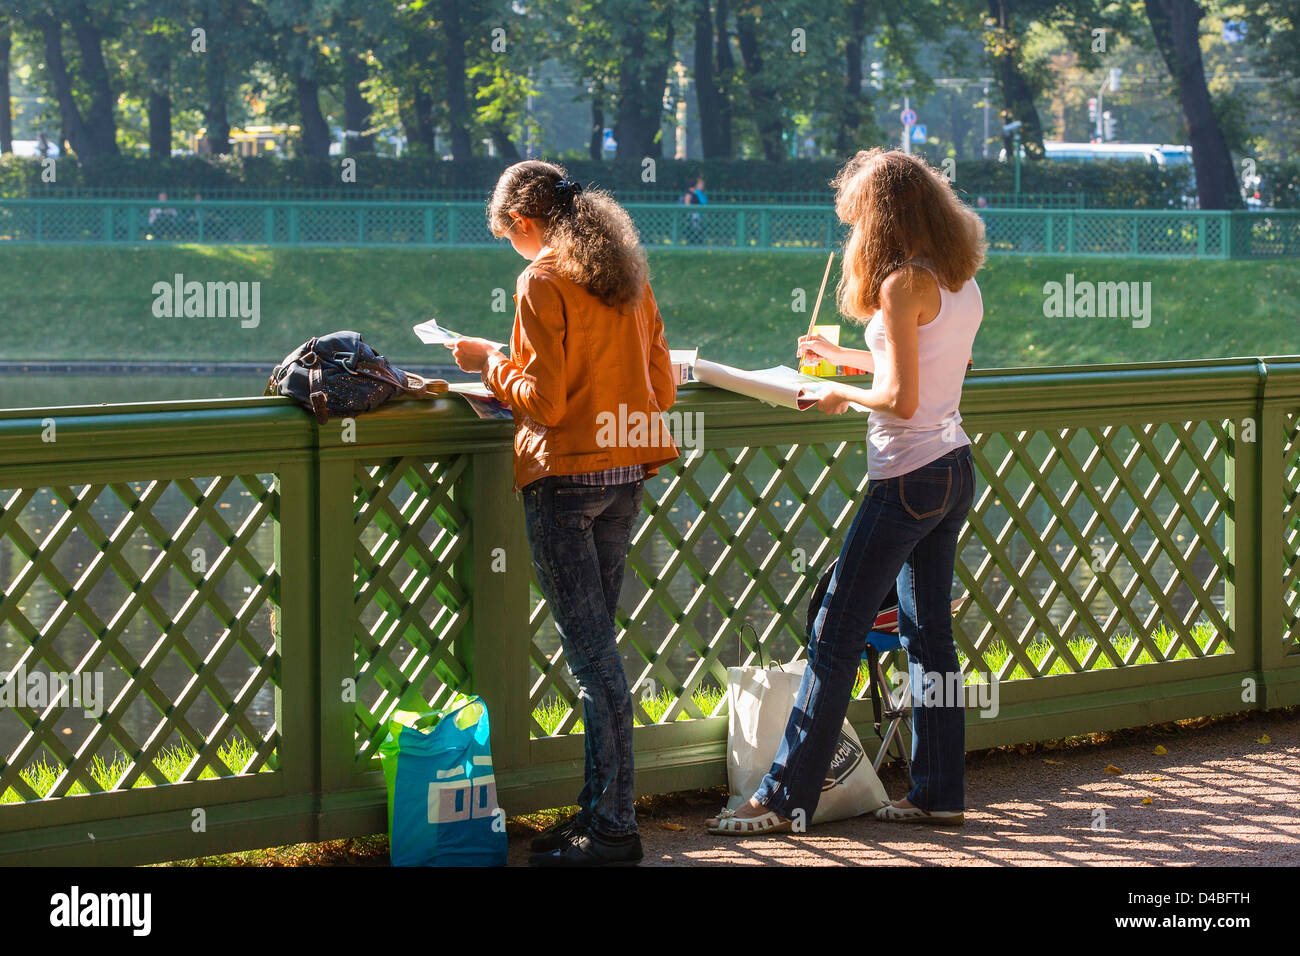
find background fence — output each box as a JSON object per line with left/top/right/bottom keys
{"left": 1, "top": 199, "right": 1295, "bottom": 258}
{"left": 0, "top": 186, "right": 1088, "bottom": 207}
{"left": 1, "top": 356, "right": 1298, "bottom": 864}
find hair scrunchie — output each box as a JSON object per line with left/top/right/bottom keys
{"left": 553, "top": 178, "right": 583, "bottom": 211}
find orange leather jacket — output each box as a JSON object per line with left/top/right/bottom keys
{"left": 481, "top": 248, "right": 680, "bottom": 491}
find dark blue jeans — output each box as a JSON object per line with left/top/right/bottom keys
{"left": 754, "top": 445, "right": 976, "bottom": 818}
{"left": 522, "top": 474, "right": 644, "bottom": 837}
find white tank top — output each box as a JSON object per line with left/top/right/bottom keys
{"left": 862, "top": 260, "right": 982, "bottom": 480}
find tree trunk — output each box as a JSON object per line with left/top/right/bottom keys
{"left": 1144, "top": 0, "right": 1239, "bottom": 209}
{"left": 0, "top": 25, "right": 12, "bottom": 155}
{"left": 440, "top": 0, "right": 472, "bottom": 160}
{"left": 949, "top": 92, "right": 974, "bottom": 159}
{"left": 736, "top": 11, "right": 784, "bottom": 161}
{"left": 835, "top": 0, "right": 869, "bottom": 155}
{"left": 488, "top": 124, "right": 520, "bottom": 161}
{"left": 145, "top": 34, "right": 172, "bottom": 158}
{"left": 69, "top": 4, "right": 118, "bottom": 155}
{"left": 693, "top": 0, "right": 730, "bottom": 158}
{"left": 297, "top": 75, "right": 332, "bottom": 158}
{"left": 36, "top": 13, "right": 90, "bottom": 157}
{"left": 340, "top": 21, "right": 373, "bottom": 154}
{"left": 203, "top": 22, "right": 231, "bottom": 155}
{"left": 589, "top": 97, "right": 605, "bottom": 160}
{"left": 404, "top": 80, "right": 436, "bottom": 153}
{"left": 714, "top": 0, "right": 734, "bottom": 157}
{"left": 987, "top": 0, "right": 1045, "bottom": 159}
{"left": 615, "top": 17, "right": 673, "bottom": 158}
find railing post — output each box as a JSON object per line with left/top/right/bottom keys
{"left": 1225, "top": 373, "right": 1263, "bottom": 688}
{"left": 759, "top": 208, "right": 770, "bottom": 248}
{"left": 1223, "top": 210, "right": 1236, "bottom": 259}
{"left": 316, "top": 451, "right": 360, "bottom": 797}
{"left": 1256, "top": 363, "right": 1288, "bottom": 705}
{"left": 273, "top": 458, "right": 322, "bottom": 832}
{"left": 735, "top": 209, "right": 745, "bottom": 249}
{"left": 447, "top": 203, "right": 458, "bottom": 245}
{"left": 264, "top": 206, "right": 275, "bottom": 243}
{"left": 458, "top": 449, "right": 532, "bottom": 773}
{"left": 423, "top": 206, "right": 434, "bottom": 246}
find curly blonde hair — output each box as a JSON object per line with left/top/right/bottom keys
{"left": 488, "top": 160, "right": 649, "bottom": 308}
{"left": 832, "top": 148, "right": 986, "bottom": 322}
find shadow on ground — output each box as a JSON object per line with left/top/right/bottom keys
{"left": 166, "top": 707, "right": 1299, "bottom": 867}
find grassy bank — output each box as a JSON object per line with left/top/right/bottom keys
{"left": 1, "top": 245, "right": 1297, "bottom": 369}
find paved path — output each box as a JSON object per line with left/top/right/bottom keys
{"left": 507, "top": 708, "right": 1300, "bottom": 866}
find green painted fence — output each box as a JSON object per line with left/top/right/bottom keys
{"left": 1, "top": 199, "right": 1296, "bottom": 257}
{"left": 1, "top": 356, "right": 1299, "bottom": 865}
{"left": 0, "top": 187, "right": 1086, "bottom": 207}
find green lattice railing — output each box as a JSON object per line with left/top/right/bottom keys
{"left": 1, "top": 358, "right": 1298, "bottom": 864}
{"left": 0, "top": 198, "right": 1296, "bottom": 258}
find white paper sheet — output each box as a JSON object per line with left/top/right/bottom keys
{"left": 413, "top": 318, "right": 508, "bottom": 352}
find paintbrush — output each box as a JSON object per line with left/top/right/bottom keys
{"left": 800, "top": 251, "right": 835, "bottom": 367}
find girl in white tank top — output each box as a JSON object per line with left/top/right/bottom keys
{"left": 862, "top": 259, "right": 982, "bottom": 479}
{"left": 708, "top": 148, "right": 986, "bottom": 836}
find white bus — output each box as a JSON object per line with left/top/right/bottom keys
{"left": 1001, "top": 142, "right": 1192, "bottom": 167}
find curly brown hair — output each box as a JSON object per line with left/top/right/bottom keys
{"left": 832, "top": 148, "right": 986, "bottom": 322}
{"left": 487, "top": 160, "right": 649, "bottom": 308}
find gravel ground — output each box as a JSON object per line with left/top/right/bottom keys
{"left": 508, "top": 708, "right": 1300, "bottom": 867}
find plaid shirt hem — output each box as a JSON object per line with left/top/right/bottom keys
{"left": 566, "top": 464, "right": 647, "bottom": 485}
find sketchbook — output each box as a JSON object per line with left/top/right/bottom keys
{"left": 691, "top": 359, "right": 868, "bottom": 413}
{"left": 447, "top": 382, "right": 513, "bottom": 420}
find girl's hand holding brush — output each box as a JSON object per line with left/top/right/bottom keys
{"left": 798, "top": 333, "right": 842, "bottom": 365}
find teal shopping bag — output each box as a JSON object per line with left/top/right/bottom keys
{"left": 378, "top": 695, "right": 507, "bottom": 867}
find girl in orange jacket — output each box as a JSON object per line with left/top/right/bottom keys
{"left": 450, "top": 161, "right": 679, "bottom": 866}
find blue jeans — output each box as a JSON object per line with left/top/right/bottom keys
{"left": 522, "top": 474, "right": 644, "bottom": 837}
{"left": 754, "top": 445, "right": 976, "bottom": 818}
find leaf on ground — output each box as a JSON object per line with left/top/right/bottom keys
{"left": 1153, "top": 744, "right": 1168, "bottom": 755}
{"left": 1104, "top": 764, "right": 1123, "bottom": 774}
{"left": 1141, "top": 797, "right": 1153, "bottom": 805}
{"left": 1043, "top": 758, "right": 1064, "bottom": 765}
{"left": 1257, "top": 733, "right": 1271, "bottom": 744}
{"left": 659, "top": 822, "right": 687, "bottom": 831}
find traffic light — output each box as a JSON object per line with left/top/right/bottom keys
{"left": 1088, "top": 98, "right": 1097, "bottom": 124}
{"left": 1102, "top": 110, "right": 1117, "bottom": 141}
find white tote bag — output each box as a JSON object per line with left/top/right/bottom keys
{"left": 725, "top": 659, "right": 889, "bottom": 823}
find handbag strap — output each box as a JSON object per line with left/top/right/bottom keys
{"left": 738, "top": 622, "right": 768, "bottom": 669}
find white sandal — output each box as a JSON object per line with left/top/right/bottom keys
{"left": 707, "top": 806, "right": 793, "bottom": 836}
{"left": 874, "top": 802, "right": 964, "bottom": 825}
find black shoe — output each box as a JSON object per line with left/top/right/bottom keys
{"left": 528, "top": 830, "right": 643, "bottom": 867}
{"left": 529, "top": 812, "right": 587, "bottom": 853}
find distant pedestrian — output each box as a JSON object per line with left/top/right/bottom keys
{"left": 681, "top": 176, "right": 707, "bottom": 244}
{"left": 148, "top": 191, "right": 178, "bottom": 240}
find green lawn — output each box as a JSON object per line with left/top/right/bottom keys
{"left": 2, "top": 245, "right": 1297, "bottom": 369}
